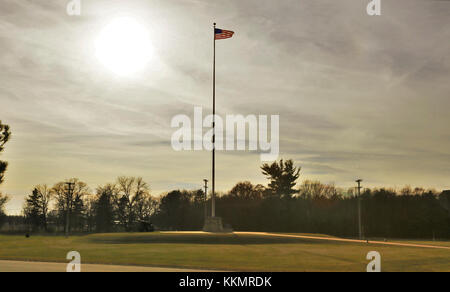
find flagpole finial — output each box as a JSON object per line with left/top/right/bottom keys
{"left": 214, "top": 22, "right": 216, "bottom": 27}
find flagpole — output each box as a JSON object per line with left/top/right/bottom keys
{"left": 212, "top": 22, "right": 216, "bottom": 218}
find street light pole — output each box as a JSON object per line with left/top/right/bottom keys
{"left": 203, "top": 179, "right": 208, "bottom": 222}
{"left": 65, "top": 182, "right": 75, "bottom": 238}
{"left": 356, "top": 179, "right": 363, "bottom": 240}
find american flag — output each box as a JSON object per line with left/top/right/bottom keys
{"left": 215, "top": 28, "right": 234, "bottom": 40}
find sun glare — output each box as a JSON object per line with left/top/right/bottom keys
{"left": 95, "top": 17, "right": 153, "bottom": 76}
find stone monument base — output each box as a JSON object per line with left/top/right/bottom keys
{"left": 203, "top": 217, "right": 224, "bottom": 232}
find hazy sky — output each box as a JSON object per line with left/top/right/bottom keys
{"left": 1, "top": 0, "right": 450, "bottom": 214}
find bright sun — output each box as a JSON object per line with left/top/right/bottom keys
{"left": 95, "top": 17, "right": 153, "bottom": 76}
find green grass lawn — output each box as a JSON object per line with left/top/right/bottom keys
{"left": 0, "top": 232, "right": 449, "bottom": 271}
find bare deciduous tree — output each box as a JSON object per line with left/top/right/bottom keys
{"left": 116, "top": 176, "right": 152, "bottom": 230}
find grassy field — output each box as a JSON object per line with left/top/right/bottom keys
{"left": 0, "top": 232, "right": 449, "bottom": 271}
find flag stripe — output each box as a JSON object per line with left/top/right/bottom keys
{"left": 215, "top": 28, "right": 234, "bottom": 40}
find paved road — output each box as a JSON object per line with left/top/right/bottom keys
{"left": 0, "top": 260, "right": 215, "bottom": 272}
{"left": 160, "top": 231, "right": 450, "bottom": 250}
{"left": 235, "top": 232, "right": 450, "bottom": 250}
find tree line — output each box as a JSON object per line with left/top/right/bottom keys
{"left": 20, "top": 177, "right": 157, "bottom": 233}
{"left": 0, "top": 159, "right": 446, "bottom": 239}
{"left": 154, "top": 160, "right": 450, "bottom": 239}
